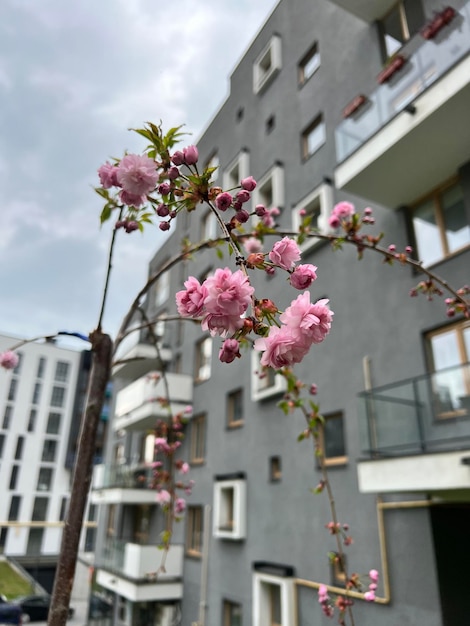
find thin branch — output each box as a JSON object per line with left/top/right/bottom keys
{"left": 97, "top": 209, "right": 123, "bottom": 331}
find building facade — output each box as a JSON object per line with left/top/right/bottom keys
{"left": 0, "top": 334, "right": 100, "bottom": 591}
{"left": 92, "top": 1, "right": 470, "bottom": 625}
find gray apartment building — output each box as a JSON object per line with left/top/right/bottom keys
{"left": 90, "top": 0, "right": 470, "bottom": 624}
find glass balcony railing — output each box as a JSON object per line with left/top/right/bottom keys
{"left": 335, "top": 0, "right": 470, "bottom": 163}
{"left": 100, "top": 539, "right": 184, "bottom": 581}
{"left": 358, "top": 363, "right": 470, "bottom": 458}
{"left": 95, "top": 463, "right": 155, "bottom": 490}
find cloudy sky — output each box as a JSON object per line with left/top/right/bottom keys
{"left": 0, "top": 0, "right": 277, "bottom": 348}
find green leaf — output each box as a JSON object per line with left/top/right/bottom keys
{"left": 100, "top": 204, "right": 113, "bottom": 224}
{"left": 297, "top": 432, "right": 306, "bottom": 442}
{"left": 95, "top": 187, "right": 110, "bottom": 200}
{"left": 216, "top": 248, "right": 224, "bottom": 260}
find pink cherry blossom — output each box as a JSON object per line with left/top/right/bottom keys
{"left": 236, "top": 190, "right": 250, "bottom": 203}
{"left": 215, "top": 192, "right": 233, "bottom": 211}
{"left": 154, "top": 437, "right": 171, "bottom": 453}
{"left": 328, "top": 214, "right": 341, "bottom": 229}
{"left": 280, "top": 292, "right": 333, "bottom": 343}
{"left": 308, "top": 299, "right": 334, "bottom": 343}
{"left": 254, "top": 326, "right": 309, "bottom": 368}
{"left": 333, "top": 201, "right": 355, "bottom": 218}
{"left": 0, "top": 351, "right": 19, "bottom": 370}
{"left": 369, "top": 569, "right": 379, "bottom": 583}
{"left": 119, "top": 189, "right": 147, "bottom": 207}
{"left": 318, "top": 585, "right": 329, "bottom": 602}
{"left": 183, "top": 145, "right": 199, "bottom": 165}
{"left": 202, "top": 268, "right": 254, "bottom": 337}
{"left": 176, "top": 277, "right": 208, "bottom": 317}
{"left": 179, "top": 462, "right": 190, "bottom": 474}
{"left": 219, "top": 339, "right": 241, "bottom": 363}
{"left": 174, "top": 497, "right": 186, "bottom": 514}
{"left": 364, "top": 591, "right": 376, "bottom": 602}
{"left": 241, "top": 176, "right": 257, "bottom": 191}
{"left": 244, "top": 237, "right": 263, "bottom": 254}
{"left": 155, "top": 490, "right": 171, "bottom": 506}
{"left": 98, "top": 162, "right": 119, "bottom": 188}
{"left": 269, "top": 237, "right": 301, "bottom": 270}
{"left": 290, "top": 264, "right": 318, "bottom": 289}
{"left": 116, "top": 154, "right": 158, "bottom": 196}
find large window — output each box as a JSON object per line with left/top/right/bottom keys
{"left": 378, "top": 0, "right": 424, "bottom": 59}
{"left": 8, "top": 378, "right": 17, "bottom": 402}
{"left": 201, "top": 210, "right": 218, "bottom": 241}
{"left": 14, "top": 436, "right": 24, "bottom": 460}
{"left": 54, "top": 361, "right": 70, "bottom": 383}
{"left": 27, "top": 409, "right": 37, "bottom": 432}
{"left": 32, "top": 497, "right": 49, "bottom": 521}
{"left": 426, "top": 320, "right": 470, "bottom": 417}
{"left": 195, "top": 337, "right": 212, "bottom": 383}
{"left": 46, "top": 412, "right": 62, "bottom": 434}
{"left": 412, "top": 179, "right": 470, "bottom": 266}
{"left": 3, "top": 405, "right": 12, "bottom": 429}
{"left": 186, "top": 505, "right": 203, "bottom": 557}
{"left": 190, "top": 414, "right": 206, "bottom": 464}
{"left": 50, "top": 386, "right": 66, "bottom": 408}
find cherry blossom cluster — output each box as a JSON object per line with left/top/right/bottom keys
{"left": 325, "top": 521, "right": 354, "bottom": 547}
{"left": 0, "top": 350, "right": 19, "bottom": 370}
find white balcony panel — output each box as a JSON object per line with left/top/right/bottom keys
{"left": 358, "top": 450, "right": 470, "bottom": 494}
{"left": 113, "top": 342, "right": 172, "bottom": 380}
{"left": 114, "top": 372, "right": 193, "bottom": 432}
{"left": 123, "top": 543, "right": 183, "bottom": 580}
{"left": 335, "top": 55, "right": 470, "bottom": 207}
{"left": 90, "top": 488, "right": 158, "bottom": 505}
{"left": 96, "top": 569, "right": 183, "bottom": 603}
{"left": 327, "top": 0, "right": 395, "bottom": 22}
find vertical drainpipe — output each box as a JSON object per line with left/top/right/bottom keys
{"left": 197, "top": 505, "right": 211, "bottom": 626}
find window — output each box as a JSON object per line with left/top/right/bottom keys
{"left": 26, "top": 528, "right": 43, "bottom": 555}
{"left": 59, "top": 497, "right": 68, "bottom": 522}
{"left": 251, "top": 351, "right": 287, "bottom": 402}
{"left": 13, "top": 352, "right": 23, "bottom": 375}
{"left": 227, "top": 389, "right": 244, "bottom": 428}
{"left": 14, "top": 436, "right": 24, "bottom": 460}
{"left": 9, "top": 465, "right": 19, "bottom": 490}
{"left": 36, "top": 356, "right": 46, "bottom": 379}
{"left": 32, "top": 497, "right": 49, "bottom": 521}
{"left": 426, "top": 320, "right": 470, "bottom": 417}
{"left": 3, "top": 405, "right": 12, "bottom": 429}
{"left": 0, "top": 434, "right": 4, "bottom": 458}
{"left": 201, "top": 210, "right": 218, "bottom": 241}
{"left": 270, "top": 456, "right": 282, "bottom": 482}
{"left": 8, "top": 496, "right": 21, "bottom": 521}
{"left": 252, "top": 164, "right": 284, "bottom": 211}
{"left": 378, "top": 0, "right": 425, "bottom": 59}
{"left": 37, "top": 467, "right": 53, "bottom": 491}
{"left": 266, "top": 115, "right": 276, "bottom": 134}
{"left": 46, "top": 412, "right": 61, "bottom": 434}
{"left": 32, "top": 382, "right": 41, "bottom": 405}
{"left": 319, "top": 412, "right": 348, "bottom": 466}
{"left": 301, "top": 114, "right": 326, "bottom": 160}
{"left": 190, "top": 414, "right": 206, "bottom": 464}
{"left": 55, "top": 361, "right": 70, "bottom": 382}
{"left": 186, "top": 505, "right": 203, "bottom": 557}
{"left": 412, "top": 179, "right": 470, "bottom": 266}
{"left": 42, "top": 439, "right": 57, "bottom": 463}
{"left": 50, "top": 386, "right": 65, "bottom": 408}
{"left": 253, "top": 569, "right": 296, "bottom": 626}
{"left": 223, "top": 600, "right": 242, "bottom": 626}
{"left": 253, "top": 34, "right": 282, "bottom": 94}
{"left": 214, "top": 475, "right": 246, "bottom": 540}
{"left": 223, "top": 151, "right": 250, "bottom": 192}
{"left": 7, "top": 378, "right": 17, "bottom": 402}
{"left": 298, "top": 43, "right": 320, "bottom": 85}
{"left": 195, "top": 337, "right": 212, "bottom": 383}
{"left": 292, "top": 183, "right": 334, "bottom": 253}
{"left": 155, "top": 269, "right": 170, "bottom": 307}
{"left": 27, "top": 409, "right": 37, "bottom": 432}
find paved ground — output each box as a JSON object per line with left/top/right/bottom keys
{"left": 30, "top": 598, "right": 88, "bottom": 626}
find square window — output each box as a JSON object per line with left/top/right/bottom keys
{"left": 301, "top": 115, "right": 326, "bottom": 160}
{"left": 412, "top": 179, "right": 470, "bottom": 267}
{"left": 318, "top": 412, "right": 347, "bottom": 467}
{"left": 223, "top": 151, "right": 250, "bottom": 192}
{"left": 195, "top": 337, "right": 212, "bottom": 383}
{"left": 298, "top": 43, "right": 320, "bottom": 85}
{"left": 186, "top": 505, "right": 203, "bottom": 557}
{"left": 55, "top": 361, "right": 70, "bottom": 383}
{"left": 253, "top": 35, "right": 282, "bottom": 94}
{"left": 253, "top": 572, "right": 296, "bottom": 626}
{"left": 292, "top": 183, "right": 334, "bottom": 253}
{"left": 251, "top": 351, "right": 287, "bottom": 402}
{"left": 223, "top": 600, "right": 242, "bottom": 626}
{"left": 227, "top": 389, "right": 244, "bottom": 428}
{"left": 378, "top": 0, "right": 424, "bottom": 60}
{"left": 37, "top": 467, "right": 53, "bottom": 491}
{"left": 190, "top": 414, "right": 206, "bottom": 464}
{"left": 252, "top": 164, "right": 284, "bottom": 212}
{"left": 50, "top": 386, "right": 66, "bottom": 408}
{"left": 270, "top": 456, "right": 282, "bottom": 482}
{"left": 214, "top": 476, "right": 246, "bottom": 540}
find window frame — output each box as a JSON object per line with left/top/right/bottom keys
{"left": 223, "top": 599, "right": 243, "bottom": 626}
{"left": 50, "top": 385, "right": 66, "bottom": 408}
{"left": 377, "top": 0, "right": 425, "bottom": 61}
{"left": 190, "top": 414, "right": 206, "bottom": 465}
{"left": 253, "top": 34, "right": 282, "bottom": 94}
{"left": 301, "top": 114, "right": 326, "bottom": 161}
{"left": 252, "top": 164, "right": 284, "bottom": 213}
{"left": 213, "top": 476, "right": 246, "bottom": 540}
{"left": 252, "top": 571, "right": 296, "bottom": 626}
{"left": 298, "top": 42, "right": 320, "bottom": 86}
{"left": 37, "top": 467, "right": 53, "bottom": 492}
{"left": 227, "top": 388, "right": 244, "bottom": 429}
{"left": 318, "top": 411, "right": 348, "bottom": 467}
{"left": 223, "top": 151, "right": 250, "bottom": 193}
{"left": 292, "top": 183, "right": 334, "bottom": 253}
{"left": 194, "top": 337, "right": 213, "bottom": 384}
{"left": 154, "top": 269, "right": 170, "bottom": 308}
{"left": 186, "top": 505, "right": 203, "bottom": 557}
{"left": 251, "top": 351, "right": 287, "bottom": 402}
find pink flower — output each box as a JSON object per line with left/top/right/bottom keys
{"left": 244, "top": 237, "right": 263, "bottom": 254}
{"left": 255, "top": 204, "right": 266, "bottom": 216}
{"left": 241, "top": 176, "right": 257, "bottom": 191}
{"left": 202, "top": 268, "right": 254, "bottom": 337}
{"left": 333, "top": 201, "right": 355, "bottom": 218}
{"left": 308, "top": 299, "right": 334, "bottom": 344}
{"left": 236, "top": 190, "right": 250, "bottom": 203}
{"left": 369, "top": 569, "right": 379, "bottom": 583}
{"left": 179, "top": 462, "right": 190, "bottom": 475}
{"left": 174, "top": 498, "right": 186, "bottom": 514}
{"left": 364, "top": 591, "right": 376, "bottom": 602}
{"left": 318, "top": 585, "right": 329, "bottom": 602}
{"left": 0, "top": 351, "right": 19, "bottom": 370}
{"left": 176, "top": 277, "right": 208, "bottom": 317}
{"left": 154, "top": 437, "right": 171, "bottom": 453}
{"left": 269, "top": 237, "right": 301, "bottom": 270}
{"left": 119, "top": 189, "right": 147, "bottom": 207}
{"left": 290, "top": 264, "right": 318, "bottom": 289}
{"left": 183, "top": 145, "right": 199, "bottom": 165}
{"left": 116, "top": 154, "right": 158, "bottom": 196}
{"left": 171, "top": 151, "right": 184, "bottom": 166}
{"left": 215, "top": 192, "right": 233, "bottom": 211}
{"left": 254, "top": 326, "right": 309, "bottom": 368}
{"left": 159, "top": 221, "right": 171, "bottom": 231}
{"left": 158, "top": 182, "right": 171, "bottom": 195}
{"left": 328, "top": 214, "right": 341, "bottom": 229}
{"left": 155, "top": 490, "right": 171, "bottom": 506}
{"left": 280, "top": 292, "right": 333, "bottom": 344}
{"left": 219, "top": 339, "right": 241, "bottom": 363}
{"left": 98, "top": 162, "right": 119, "bottom": 188}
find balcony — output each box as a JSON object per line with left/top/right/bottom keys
{"left": 357, "top": 363, "right": 470, "bottom": 494}
{"left": 96, "top": 540, "right": 183, "bottom": 602}
{"left": 113, "top": 341, "right": 172, "bottom": 380}
{"left": 335, "top": 0, "right": 470, "bottom": 207}
{"left": 327, "top": 0, "right": 395, "bottom": 22}
{"left": 114, "top": 371, "right": 193, "bottom": 432}
{"left": 91, "top": 464, "right": 158, "bottom": 505}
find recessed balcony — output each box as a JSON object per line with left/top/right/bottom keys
{"left": 113, "top": 342, "right": 172, "bottom": 380}
{"left": 327, "top": 0, "right": 395, "bottom": 22}
{"left": 114, "top": 371, "right": 193, "bottom": 432}
{"left": 357, "top": 363, "right": 470, "bottom": 494}
{"left": 90, "top": 464, "right": 158, "bottom": 505}
{"left": 96, "top": 540, "right": 183, "bottom": 602}
{"left": 335, "top": 0, "right": 470, "bottom": 207}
